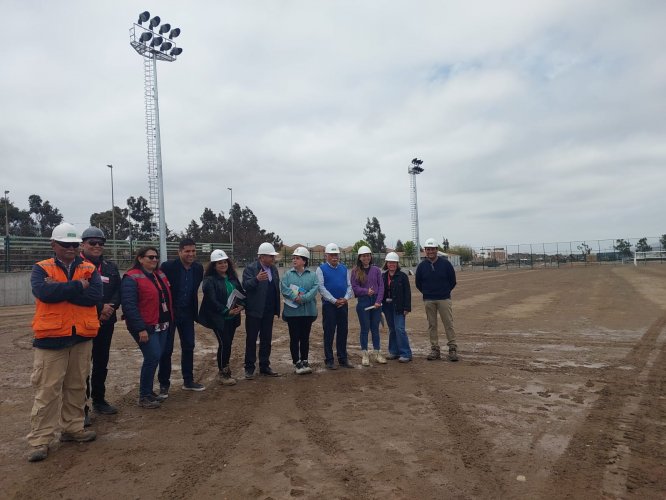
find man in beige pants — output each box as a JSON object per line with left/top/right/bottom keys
{"left": 414, "top": 238, "right": 459, "bottom": 361}
{"left": 26, "top": 222, "right": 102, "bottom": 462}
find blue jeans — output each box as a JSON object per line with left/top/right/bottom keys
{"left": 159, "top": 315, "right": 195, "bottom": 387}
{"left": 356, "top": 295, "right": 381, "bottom": 350}
{"left": 322, "top": 302, "right": 349, "bottom": 364}
{"left": 383, "top": 304, "right": 412, "bottom": 359}
{"left": 131, "top": 328, "right": 168, "bottom": 398}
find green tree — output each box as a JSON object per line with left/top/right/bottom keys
{"left": 403, "top": 241, "right": 416, "bottom": 264}
{"left": 90, "top": 207, "right": 130, "bottom": 240}
{"left": 449, "top": 245, "right": 473, "bottom": 263}
{"left": 614, "top": 239, "right": 632, "bottom": 257}
{"left": 636, "top": 237, "right": 652, "bottom": 252}
{"left": 442, "top": 237, "right": 450, "bottom": 251}
{"left": 362, "top": 217, "right": 386, "bottom": 253}
{"left": 660, "top": 234, "right": 666, "bottom": 250}
{"left": 1, "top": 195, "right": 37, "bottom": 236}
{"left": 127, "top": 196, "right": 154, "bottom": 240}
{"left": 395, "top": 239, "right": 404, "bottom": 252}
{"left": 352, "top": 240, "right": 370, "bottom": 253}
{"left": 28, "top": 194, "right": 63, "bottom": 236}
{"left": 229, "top": 203, "right": 282, "bottom": 264}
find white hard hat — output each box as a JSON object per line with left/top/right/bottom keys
{"left": 385, "top": 252, "right": 400, "bottom": 262}
{"left": 51, "top": 222, "right": 81, "bottom": 243}
{"left": 258, "top": 242, "right": 278, "bottom": 255}
{"left": 210, "top": 249, "right": 229, "bottom": 262}
{"left": 292, "top": 247, "right": 310, "bottom": 259}
{"left": 424, "top": 238, "right": 438, "bottom": 248}
{"left": 325, "top": 243, "right": 340, "bottom": 254}
{"left": 357, "top": 245, "right": 372, "bottom": 255}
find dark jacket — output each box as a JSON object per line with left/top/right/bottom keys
{"left": 415, "top": 257, "right": 457, "bottom": 300}
{"left": 242, "top": 259, "right": 280, "bottom": 319}
{"left": 81, "top": 253, "right": 121, "bottom": 324}
{"left": 199, "top": 273, "right": 244, "bottom": 331}
{"left": 160, "top": 258, "right": 204, "bottom": 321}
{"left": 382, "top": 269, "right": 411, "bottom": 314}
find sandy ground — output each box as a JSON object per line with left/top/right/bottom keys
{"left": 1, "top": 264, "right": 665, "bottom": 499}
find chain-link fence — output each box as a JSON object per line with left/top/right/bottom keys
{"left": 467, "top": 237, "right": 665, "bottom": 270}
{"left": 1, "top": 237, "right": 232, "bottom": 272}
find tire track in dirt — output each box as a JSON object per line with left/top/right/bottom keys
{"left": 544, "top": 313, "right": 666, "bottom": 498}
{"left": 412, "top": 369, "right": 507, "bottom": 498}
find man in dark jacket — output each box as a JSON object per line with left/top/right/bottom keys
{"left": 415, "top": 238, "right": 459, "bottom": 362}
{"left": 242, "top": 242, "right": 281, "bottom": 379}
{"left": 158, "top": 238, "right": 205, "bottom": 394}
{"left": 80, "top": 227, "right": 121, "bottom": 417}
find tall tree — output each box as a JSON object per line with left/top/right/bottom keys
{"left": 636, "top": 237, "right": 652, "bottom": 252}
{"left": 230, "top": 203, "right": 282, "bottom": 264}
{"left": 395, "top": 239, "right": 404, "bottom": 252}
{"left": 442, "top": 237, "right": 450, "bottom": 251}
{"left": 362, "top": 217, "right": 386, "bottom": 253}
{"left": 127, "top": 196, "right": 154, "bottom": 240}
{"left": 1, "top": 196, "right": 37, "bottom": 236}
{"left": 403, "top": 241, "right": 416, "bottom": 263}
{"left": 614, "top": 239, "right": 632, "bottom": 257}
{"left": 28, "top": 194, "right": 63, "bottom": 236}
{"left": 90, "top": 207, "right": 130, "bottom": 240}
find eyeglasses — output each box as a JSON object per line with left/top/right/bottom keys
{"left": 143, "top": 255, "right": 159, "bottom": 260}
{"left": 55, "top": 241, "right": 80, "bottom": 249}
{"left": 85, "top": 240, "right": 105, "bottom": 247}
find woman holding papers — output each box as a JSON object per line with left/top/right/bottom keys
{"left": 198, "top": 250, "right": 245, "bottom": 385}
{"left": 280, "top": 247, "right": 319, "bottom": 374}
{"left": 351, "top": 246, "right": 385, "bottom": 367}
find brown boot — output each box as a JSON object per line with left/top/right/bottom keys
{"left": 426, "top": 345, "right": 441, "bottom": 360}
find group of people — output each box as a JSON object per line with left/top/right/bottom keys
{"left": 26, "top": 223, "right": 459, "bottom": 463}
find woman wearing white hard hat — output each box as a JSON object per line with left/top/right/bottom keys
{"left": 351, "top": 245, "right": 386, "bottom": 366}
{"left": 198, "top": 249, "right": 245, "bottom": 385}
{"left": 280, "top": 247, "right": 319, "bottom": 374}
{"left": 381, "top": 252, "right": 413, "bottom": 362}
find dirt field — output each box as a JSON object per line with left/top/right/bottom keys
{"left": 1, "top": 264, "right": 665, "bottom": 499}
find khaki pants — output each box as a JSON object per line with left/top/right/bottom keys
{"left": 424, "top": 299, "right": 457, "bottom": 349}
{"left": 27, "top": 341, "right": 92, "bottom": 447}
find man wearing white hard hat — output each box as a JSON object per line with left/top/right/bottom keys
{"left": 316, "top": 243, "right": 354, "bottom": 369}
{"left": 26, "top": 223, "right": 103, "bottom": 462}
{"left": 415, "top": 238, "right": 459, "bottom": 361}
{"left": 242, "top": 242, "right": 281, "bottom": 378}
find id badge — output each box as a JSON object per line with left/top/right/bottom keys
{"left": 101, "top": 276, "right": 110, "bottom": 284}
{"left": 162, "top": 301, "right": 168, "bottom": 312}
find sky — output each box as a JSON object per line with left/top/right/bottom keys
{"left": 1, "top": 0, "right": 665, "bottom": 249}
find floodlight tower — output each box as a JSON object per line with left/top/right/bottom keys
{"left": 129, "top": 11, "right": 183, "bottom": 262}
{"left": 408, "top": 158, "right": 424, "bottom": 261}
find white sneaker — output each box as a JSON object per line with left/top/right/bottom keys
{"left": 361, "top": 350, "right": 370, "bottom": 366}
{"left": 375, "top": 350, "right": 387, "bottom": 364}
{"left": 294, "top": 361, "right": 305, "bottom": 374}
{"left": 301, "top": 360, "right": 313, "bottom": 374}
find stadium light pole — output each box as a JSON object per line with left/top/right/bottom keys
{"left": 129, "top": 11, "right": 183, "bottom": 262}
{"left": 227, "top": 187, "right": 233, "bottom": 257}
{"left": 408, "top": 158, "right": 424, "bottom": 263}
{"left": 106, "top": 164, "right": 117, "bottom": 261}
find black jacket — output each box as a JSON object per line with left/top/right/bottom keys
{"left": 242, "top": 259, "right": 280, "bottom": 319}
{"left": 198, "top": 273, "right": 244, "bottom": 331}
{"left": 160, "top": 258, "right": 204, "bottom": 321}
{"left": 81, "top": 254, "right": 121, "bottom": 324}
{"left": 382, "top": 269, "right": 411, "bottom": 314}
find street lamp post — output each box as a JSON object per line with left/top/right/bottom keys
{"left": 130, "top": 11, "right": 183, "bottom": 262}
{"left": 227, "top": 187, "right": 233, "bottom": 257}
{"left": 408, "top": 158, "right": 424, "bottom": 264}
{"left": 107, "top": 164, "right": 117, "bottom": 261}
{"left": 3, "top": 190, "right": 9, "bottom": 273}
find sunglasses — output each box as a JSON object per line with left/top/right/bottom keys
{"left": 85, "top": 240, "right": 105, "bottom": 247}
{"left": 55, "top": 241, "right": 80, "bottom": 249}
{"left": 143, "top": 255, "right": 159, "bottom": 260}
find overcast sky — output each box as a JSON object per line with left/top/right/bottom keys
{"left": 2, "top": 0, "right": 665, "bottom": 248}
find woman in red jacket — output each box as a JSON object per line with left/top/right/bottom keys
{"left": 121, "top": 247, "right": 173, "bottom": 408}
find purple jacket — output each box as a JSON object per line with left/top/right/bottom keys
{"left": 351, "top": 265, "right": 384, "bottom": 304}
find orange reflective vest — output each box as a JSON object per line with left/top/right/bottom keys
{"left": 32, "top": 259, "right": 100, "bottom": 339}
